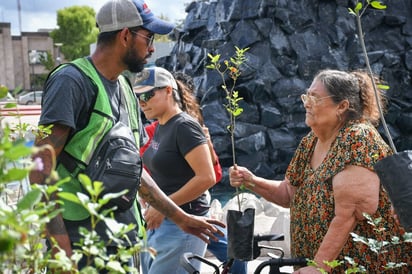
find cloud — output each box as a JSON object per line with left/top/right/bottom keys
{"left": 0, "top": 0, "right": 187, "bottom": 35}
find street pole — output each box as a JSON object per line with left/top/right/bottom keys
{"left": 54, "top": 43, "right": 63, "bottom": 65}
{"left": 29, "top": 50, "right": 37, "bottom": 93}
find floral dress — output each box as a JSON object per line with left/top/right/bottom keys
{"left": 285, "top": 120, "right": 412, "bottom": 273}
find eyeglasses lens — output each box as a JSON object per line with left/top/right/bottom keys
{"left": 139, "top": 90, "right": 155, "bottom": 102}
{"left": 132, "top": 31, "right": 154, "bottom": 47}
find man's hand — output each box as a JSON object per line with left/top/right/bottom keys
{"left": 174, "top": 213, "right": 225, "bottom": 243}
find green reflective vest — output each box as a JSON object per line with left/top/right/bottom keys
{"left": 54, "top": 58, "right": 144, "bottom": 236}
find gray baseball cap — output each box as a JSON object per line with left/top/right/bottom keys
{"left": 133, "top": 67, "right": 178, "bottom": 94}
{"left": 96, "top": 0, "right": 174, "bottom": 34}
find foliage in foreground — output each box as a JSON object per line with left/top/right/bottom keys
{"left": 0, "top": 93, "right": 144, "bottom": 273}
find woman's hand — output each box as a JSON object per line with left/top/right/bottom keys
{"left": 229, "top": 165, "right": 255, "bottom": 188}
{"left": 144, "top": 206, "right": 165, "bottom": 230}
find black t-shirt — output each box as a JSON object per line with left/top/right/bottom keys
{"left": 40, "top": 60, "right": 140, "bottom": 245}
{"left": 142, "top": 112, "right": 209, "bottom": 215}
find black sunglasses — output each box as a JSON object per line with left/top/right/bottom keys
{"left": 138, "top": 87, "right": 165, "bottom": 102}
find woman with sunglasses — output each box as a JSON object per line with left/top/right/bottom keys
{"left": 134, "top": 67, "right": 216, "bottom": 274}
{"left": 229, "top": 69, "right": 411, "bottom": 273}
{"left": 139, "top": 71, "right": 248, "bottom": 274}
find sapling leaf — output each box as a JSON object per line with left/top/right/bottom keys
{"left": 377, "top": 84, "right": 390, "bottom": 90}
{"left": 355, "top": 2, "right": 363, "bottom": 13}
{"left": 370, "top": 1, "right": 387, "bottom": 10}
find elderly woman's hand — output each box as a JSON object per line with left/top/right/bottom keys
{"left": 229, "top": 165, "right": 255, "bottom": 188}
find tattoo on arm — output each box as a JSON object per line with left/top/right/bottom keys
{"left": 139, "top": 174, "right": 178, "bottom": 218}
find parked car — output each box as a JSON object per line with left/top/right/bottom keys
{"left": 17, "top": 91, "right": 43, "bottom": 105}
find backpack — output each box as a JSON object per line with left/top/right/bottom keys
{"left": 82, "top": 90, "right": 142, "bottom": 211}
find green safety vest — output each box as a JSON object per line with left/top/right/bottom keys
{"left": 54, "top": 58, "right": 144, "bottom": 236}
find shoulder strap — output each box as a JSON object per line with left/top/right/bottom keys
{"left": 118, "top": 74, "right": 141, "bottom": 147}
{"left": 71, "top": 58, "right": 113, "bottom": 117}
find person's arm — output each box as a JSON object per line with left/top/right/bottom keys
{"left": 229, "top": 165, "right": 296, "bottom": 208}
{"left": 295, "top": 165, "right": 380, "bottom": 273}
{"left": 138, "top": 168, "right": 223, "bottom": 243}
{"left": 29, "top": 124, "right": 73, "bottom": 258}
{"left": 169, "top": 143, "right": 215, "bottom": 204}
{"left": 144, "top": 143, "right": 216, "bottom": 228}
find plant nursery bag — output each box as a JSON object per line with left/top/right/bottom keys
{"left": 226, "top": 207, "right": 255, "bottom": 261}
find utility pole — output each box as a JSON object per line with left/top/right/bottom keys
{"left": 29, "top": 50, "right": 37, "bottom": 91}
{"left": 17, "top": 0, "right": 22, "bottom": 33}
{"left": 54, "top": 43, "right": 63, "bottom": 65}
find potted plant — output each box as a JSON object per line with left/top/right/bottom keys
{"left": 207, "top": 47, "right": 256, "bottom": 261}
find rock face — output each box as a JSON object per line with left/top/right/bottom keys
{"left": 157, "top": 0, "right": 412, "bottom": 183}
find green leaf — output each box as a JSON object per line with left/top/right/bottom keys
{"left": 17, "top": 188, "right": 43, "bottom": 211}
{"left": 232, "top": 108, "right": 243, "bottom": 117}
{"left": 0, "top": 237, "right": 15, "bottom": 252}
{"left": 355, "top": 2, "right": 363, "bottom": 13}
{"left": 0, "top": 85, "right": 8, "bottom": 98}
{"left": 3, "top": 102, "right": 17, "bottom": 108}
{"left": 370, "top": 1, "right": 387, "bottom": 10}
{"left": 324, "top": 260, "right": 342, "bottom": 268}
{"left": 58, "top": 192, "right": 81, "bottom": 204}
{"left": 3, "top": 167, "right": 29, "bottom": 182}
{"left": 102, "top": 191, "right": 128, "bottom": 201}
{"left": 377, "top": 84, "right": 390, "bottom": 90}
{"left": 3, "top": 143, "right": 33, "bottom": 160}
{"left": 107, "top": 261, "right": 125, "bottom": 273}
{"left": 208, "top": 53, "right": 220, "bottom": 64}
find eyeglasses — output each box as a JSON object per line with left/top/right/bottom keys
{"left": 131, "top": 31, "right": 155, "bottom": 47}
{"left": 138, "top": 87, "right": 165, "bottom": 102}
{"left": 301, "top": 93, "right": 335, "bottom": 106}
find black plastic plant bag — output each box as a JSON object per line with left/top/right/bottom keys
{"left": 374, "top": 150, "right": 412, "bottom": 232}
{"left": 226, "top": 208, "right": 255, "bottom": 261}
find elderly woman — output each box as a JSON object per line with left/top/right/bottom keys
{"left": 230, "top": 70, "right": 411, "bottom": 273}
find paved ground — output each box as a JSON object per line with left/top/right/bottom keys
{"left": 199, "top": 254, "right": 293, "bottom": 274}
{"left": 1, "top": 104, "right": 41, "bottom": 127}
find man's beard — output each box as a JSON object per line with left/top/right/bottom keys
{"left": 124, "top": 45, "right": 146, "bottom": 73}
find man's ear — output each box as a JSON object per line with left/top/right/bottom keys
{"left": 119, "top": 28, "right": 130, "bottom": 44}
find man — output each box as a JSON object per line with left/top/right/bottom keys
{"left": 29, "top": 0, "right": 223, "bottom": 270}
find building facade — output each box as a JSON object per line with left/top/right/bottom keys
{"left": 0, "top": 22, "right": 61, "bottom": 92}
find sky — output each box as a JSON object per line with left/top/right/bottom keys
{"left": 0, "top": 0, "right": 189, "bottom": 35}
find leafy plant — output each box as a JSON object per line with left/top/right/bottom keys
{"left": 0, "top": 90, "right": 144, "bottom": 273}
{"left": 348, "top": 0, "right": 396, "bottom": 153}
{"left": 307, "top": 214, "right": 411, "bottom": 273}
{"left": 350, "top": 213, "right": 411, "bottom": 271}
{"left": 206, "top": 46, "right": 249, "bottom": 210}
{"left": 307, "top": 258, "right": 365, "bottom": 274}
{"left": 58, "top": 174, "right": 143, "bottom": 273}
